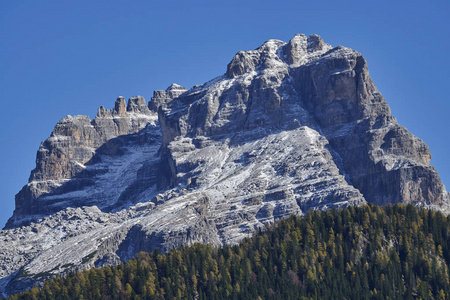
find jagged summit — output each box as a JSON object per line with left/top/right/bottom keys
{"left": 226, "top": 34, "right": 333, "bottom": 78}
{"left": 7, "top": 95, "right": 159, "bottom": 229}
{"left": 96, "top": 95, "right": 153, "bottom": 118}
{"left": 113, "top": 96, "right": 127, "bottom": 116}
{"left": 127, "top": 95, "right": 152, "bottom": 115}
{"left": 166, "top": 83, "right": 187, "bottom": 91}
{"left": 149, "top": 83, "right": 187, "bottom": 112}
{"left": 1, "top": 34, "right": 448, "bottom": 296}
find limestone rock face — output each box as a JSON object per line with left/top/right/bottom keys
{"left": 127, "top": 96, "right": 152, "bottom": 114}
{"left": 6, "top": 96, "right": 159, "bottom": 229}
{"left": 1, "top": 34, "right": 448, "bottom": 296}
{"left": 289, "top": 45, "right": 442, "bottom": 206}
{"left": 160, "top": 34, "right": 445, "bottom": 208}
{"left": 149, "top": 83, "right": 187, "bottom": 112}
{"left": 113, "top": 96, "right": 127, "bottom": 116}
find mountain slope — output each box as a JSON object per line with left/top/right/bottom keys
{"left": 0, "top": 34, "right": 448, "bottom": 296}
{"left": 7, "top": 204, "right": 450, "bottom": 299}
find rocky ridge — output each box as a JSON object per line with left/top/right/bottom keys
{"left": 6, "top": 95, "right": 160, "bottom": 229}
{"left": 1, "top": 34, "right": 448, "bottom": 296}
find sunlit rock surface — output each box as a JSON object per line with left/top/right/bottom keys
{"left": 1, "top": 34, "right": 448, "bottom": 297}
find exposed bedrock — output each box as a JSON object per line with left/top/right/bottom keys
{"left": 1, "top": 34, "right": 448, "bottom": 297}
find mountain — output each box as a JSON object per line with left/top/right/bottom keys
{"left": 1, "top": 34, "right": 448, "bottom": 296}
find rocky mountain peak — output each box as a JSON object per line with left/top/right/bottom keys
{"left": 1, "top": 34, "right": 448, "bottom": 297}
{"left": 225, "top": 39, "right": 285, "bottom": 78}
{"left": 284, "top": 33, "right": 333, "bottom": 65}
{"left": 97, "top": 106, "right": 111, "bottom": 118}
{"left": 166, "top": 83, "right": 187, "bottom": 91}
{"left": 7, "top": 95, "right": 158, "bottom": 229}
{"left": 127, "top": 95, "right": 151, "bottom": 115}
{"left": 98, "top": 96, "right": 154, "bottom": 118}
{"left": 149, "top": 83, "right": 187, "bottom": 112}
{"left": 113, "top": 96, "right": 127, "bottom": 116}
{"left": 225, "top": 34, "right": 334, "bottom": 78}
{"left": 159, "top": 33, "right": 446, "bottom": 209}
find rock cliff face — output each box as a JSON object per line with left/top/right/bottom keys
{"left": 6, "top": 96, "right": 159, "bottom": 229}
{"left": 1, "top": 34, "right": 448, "bottom": 296}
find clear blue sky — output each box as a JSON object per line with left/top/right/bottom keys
{"left": 1, "top": 0, "right": 449, "bottom": 228}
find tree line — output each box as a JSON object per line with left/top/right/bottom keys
{"left": 7, "top": 204, "right": 450, "bottom": 299}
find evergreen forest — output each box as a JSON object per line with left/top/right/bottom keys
{"left": 7, "top": 204, "right": 450, "bottom": 299}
